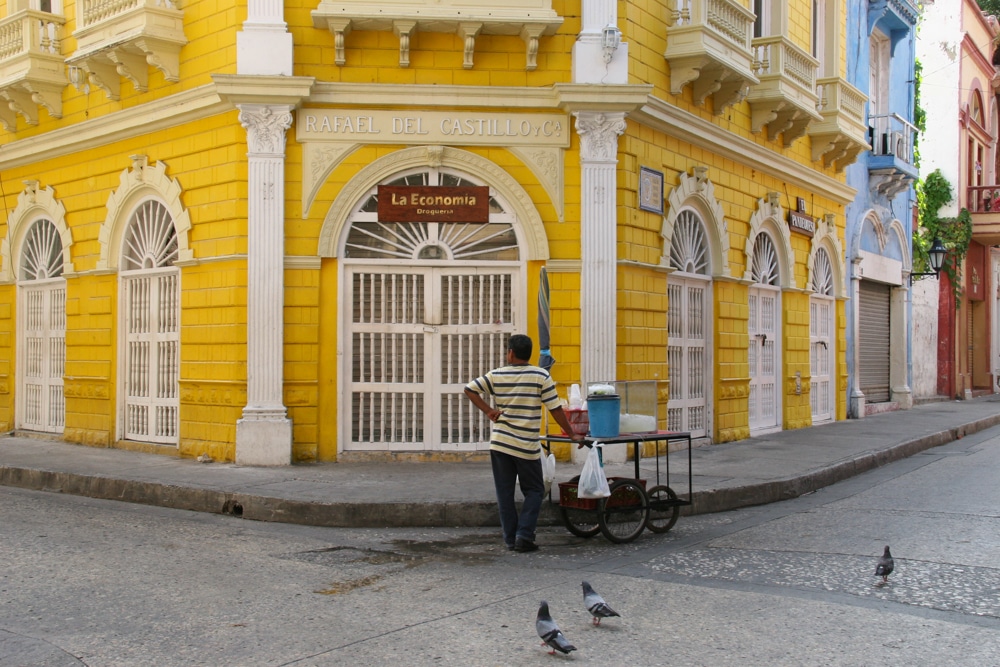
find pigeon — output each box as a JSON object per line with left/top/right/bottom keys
{"left": 874, "top": 545, "right": 894, "bottom": 586}
{"left": 536, "top": 600, "right": 576, "bottom": 655}
{"left": 582, "top": 581, "right": 620, "bottom": 626}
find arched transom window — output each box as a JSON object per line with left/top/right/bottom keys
{"left": 669, "top": 210, "right": 710, "bottom": 275}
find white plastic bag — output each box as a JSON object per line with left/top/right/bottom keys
{"left": 542, "top": 452, "right": 556, "bottom": 496}
{"left": 577, "top": 446, "right": 611, "bottom": 499}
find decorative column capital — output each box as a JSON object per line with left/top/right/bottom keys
{"left": 574, "top": 111, "right": 626, "bottom": 162}
{"left": 238, "top": 104, "right": 294, "bottom": 155}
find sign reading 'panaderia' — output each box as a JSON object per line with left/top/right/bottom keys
{"left": 378, "top": 186, "right": 490, "bottom": 223}
{"left": 788, "top": 210, "right": 815, "bottom": 237}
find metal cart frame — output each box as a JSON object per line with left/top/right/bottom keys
{"left": 542, "top": 431, "right": 692, "bottom": 543}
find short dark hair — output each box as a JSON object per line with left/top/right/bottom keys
{"left": 507, "top": 334, "right": 532, "bottom": 362}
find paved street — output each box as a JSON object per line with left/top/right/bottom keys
{"left": 2, "top": 425, "right": 999, "bottom": 666}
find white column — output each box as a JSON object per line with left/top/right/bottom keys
{"left": 848, "top": 258, "right": 865, "bottom": 419}
{"left": 236, "top": 104, "right": 293, "bottom": 465}
{"left": 237, "top": 0, "right": 293, "bottom": 75}
{"left": 576, "top": 111, "right": 625, "bottom": 387}
{"left": 573, "top": 0, "right": 627, "bottom": 83}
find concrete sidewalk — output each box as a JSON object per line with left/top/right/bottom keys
{"left": 1, "top": 395, "right": 999, "bottom": 529}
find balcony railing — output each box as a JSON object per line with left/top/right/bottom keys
{"left": 867, "top": 113, "right": 919, "bottom": 198}
{"left": 746, "top": 35, "right": 821, "bottom": 144}
{"left": 967, "top": 185, "right": 1000, "bottom": 213}
{"left": 808, "top": 76, "right": 869, "bottom": 171}
{"left": 0, "top": 10, "right": 67, "bottom": 129}
{"left": 67, "top": 0, "right": 186, "bottom": 100}
{"left": 967, "top": 185, "right": 1000, "bottom": 245}
{"left": 664, "top": 0, "right": 757, "bottom": 113}
{"left": 868, "top": 113, "right": 917, "bottom": 165}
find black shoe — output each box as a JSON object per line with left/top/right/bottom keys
{"left": 513, "top": 538, "right": 538, "bottom": 553}
{"left": 506, "top": 543, "right": 516, "bottom": 551}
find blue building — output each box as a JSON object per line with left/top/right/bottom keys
{"left": 843, "top": 0, "right": 921, "bottom": 418}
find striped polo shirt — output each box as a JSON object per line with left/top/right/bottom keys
{"left": 466, "top": 364, "right": 562, "bottom": 460}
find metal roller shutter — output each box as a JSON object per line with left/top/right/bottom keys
{"left": 858, "top": 280, "right": 891, "bottom": 403}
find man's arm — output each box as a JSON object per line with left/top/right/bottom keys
{"left": 464, "top": 387, "right": 502, "bottom": 422}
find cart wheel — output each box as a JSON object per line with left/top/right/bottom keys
{"left": 559, "top": 475, "right": 600, "bottom": 538}
{"left": 646, "top": 485, "right": 680, "bottom": 533}
{"left": 598, "top": 479, "right": 649, "bottom": 544}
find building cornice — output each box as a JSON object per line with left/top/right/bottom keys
{"left": 0, "top": 84, "right": 231, "bottom": 170}
{"left": 306, "top": 81, "right": 653, "bottom": 113}
{"left": 631, "top": 96, "right": 857, "bottom": 205}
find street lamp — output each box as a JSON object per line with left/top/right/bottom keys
{"left": 601, "top": 24, "right": 621, "bottom": 63}
{"left": 910, "top": 237, "right": 947, "bottom": 283}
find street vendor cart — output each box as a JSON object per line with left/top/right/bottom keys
{"left": 542, "top": 431, "right": 692, "bottom": 544}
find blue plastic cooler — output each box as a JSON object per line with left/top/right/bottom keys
{"left": 587, "top": 394, "right": 620, "bottom": 437}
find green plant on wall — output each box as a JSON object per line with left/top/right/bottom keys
{"left": 914, "top": 169, "right": 972, "bottom": 306}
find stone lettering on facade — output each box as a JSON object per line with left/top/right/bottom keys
{"left": 296, "top": 110, "right": 569, "bottom": 147}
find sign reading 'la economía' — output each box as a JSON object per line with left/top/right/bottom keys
{"left": 296, "top": 109, "right": 570, "bottom": 147}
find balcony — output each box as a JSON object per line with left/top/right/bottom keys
{"left": 311, "top": 0, "right": 562, "bottom": 69}
{"left": 966, "top": 185, "right": 1000, "bottom": 245}
{"left": 663, "top": 0, "right": 758, "bottom": 114}
{"left": 868, "top": 113, "right": 919, "bottom": 199}
{"left": 808, "top": 77, "right": 869, "bottom": 171}
{"left": 746, "top": 35, "right": 822, "bottom": 145}
{"left": 66, "top": 0, "right": 187, "bottom": 101}
{"left": 0, "top": 10, "right": 66, "bottom": 130}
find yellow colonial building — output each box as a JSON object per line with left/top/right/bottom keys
{"left": 0, "top": 0, "right": 864, "bottom": 463}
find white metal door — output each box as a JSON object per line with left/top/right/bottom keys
{"left": 122, "top": 269, "right": 179, "bottom": 444}
{"left": 348, "top": 266, "right": 517, "bottom": 451}
{"left": 667, "top": 277, "right": 709, "bottom": 438}
{"left": 810, "top": 296, "right": 834, "bottom": 422}
{"left": 748, "top": 286, "right": 780, "bottom": 431}
{"left": 19, "top": 279, "right": 65, "bottom": 432}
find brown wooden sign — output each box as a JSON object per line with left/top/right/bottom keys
{"left": 788, "top": 210, "right": 815, "bottom": 237}
{"left": 377, "top": 185, "right": 490, "bottom": 223}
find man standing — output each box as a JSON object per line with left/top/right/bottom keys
{"left": 465, "top": 334, "right": 584, "bottom": 552}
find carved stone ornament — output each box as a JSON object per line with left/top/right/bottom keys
{"left": 574, "top": 112, "right": 626, "bottom": 162}
{"left": 238, "top": 105, "right": 294, "bottom": 155}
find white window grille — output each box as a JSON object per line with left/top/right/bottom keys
{"left": 17, "top": 218, "right": 65, "bottom": 433}
{"left": 666, "top": 209, "right": 711, "bottom": 439}
{"left": 749, "top": 233, "right": 780, "bottom": 432}
{"left": 343, "top": 169, "right": 521, "bottom": 452}
{"left": 120, "top": 201, "right": 179, "bottom": 445}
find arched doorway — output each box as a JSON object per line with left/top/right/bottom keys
{"left": 118, "top": 200, "right": 181, "bottom": 445}
{"left": 17, "top": 218, "right": 66, "bottom": 433}
{"left": 748, "top": 232, "right": 782, "bottom": 433}
{"left": 666, "top": 209, "right": 712, "bottom": 439}
{"left": 340, "top": 168, "right": 525, "bottom": 453}
{"left": 810, "top": 247, "right": 835, "bottom": 423}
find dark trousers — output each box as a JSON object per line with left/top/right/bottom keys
{"left": 490, "top": 449, "right": 545, "bottom": 546}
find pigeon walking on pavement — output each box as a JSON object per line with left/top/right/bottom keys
{"left": 536, "top": 600, "right": 576, "bottom": 655}
{"left": 874, "top": 545, "right": 894, "bottom": 586}
{"left": 582, "top": 581, "right": 620, "bottom": 626}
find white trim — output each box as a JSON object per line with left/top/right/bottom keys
{"left": 633, "top": 97, "right": 857, "bottom": 204}
{"left": 317, "top": 145, "right": 549, "bottom": 261}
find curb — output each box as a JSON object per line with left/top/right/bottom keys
{"left": 2, "top": 413, "right": 998, "bottom": 529}
{"left": 686, "top": 413, "right": 1000, "bottom": 516}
